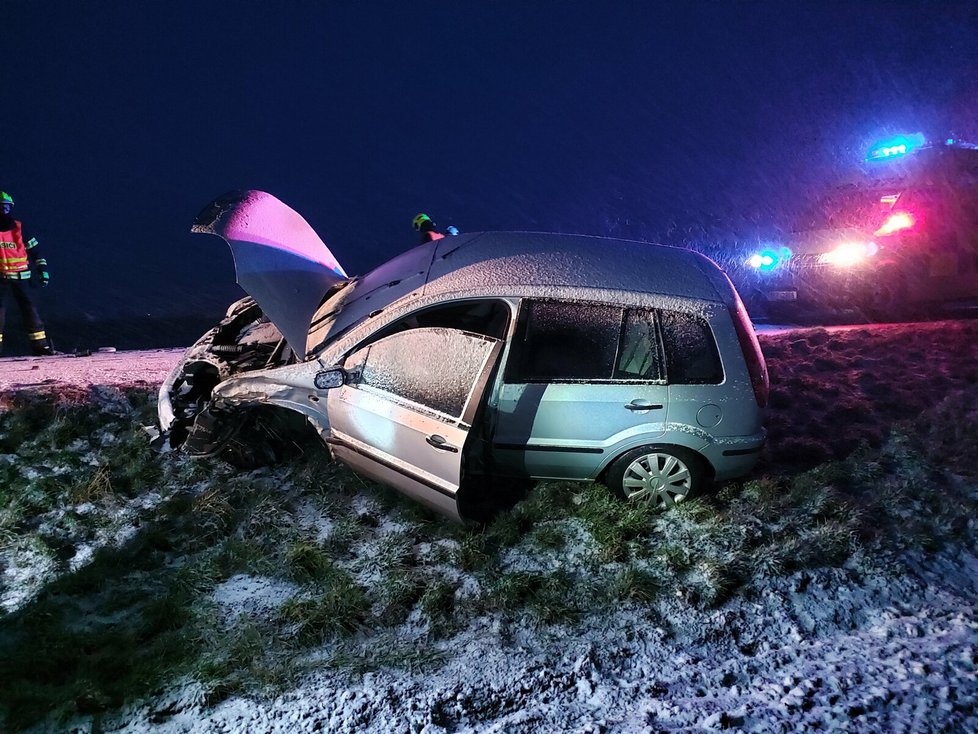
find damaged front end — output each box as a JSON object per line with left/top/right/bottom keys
{"left": 158, "top": 190, "right": 352, "bottom": 466}
{"left": 158, "top": 295, "right": 296, "bottom": 459}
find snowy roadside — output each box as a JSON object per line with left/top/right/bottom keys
{"left": 0, "top": 349, "right": 183, "bottom": 393}
{"left": 3, "top": 324, "right": 978, "bottom": 733}
{"left": 109, "top": 551, "right": 978, "bottom": 734}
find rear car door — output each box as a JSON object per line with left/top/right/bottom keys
{"left": 491, "top": 300, "right": 669, "bottom": 480}
{"left": 657, "top": 309, "right": 727, "bottom": 437}
{"left": 326, "top": 327, "right": 502, "bottom": 521}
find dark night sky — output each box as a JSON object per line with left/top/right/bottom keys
{"left": 3, "top": 1, "right": 977, "bottom": 349}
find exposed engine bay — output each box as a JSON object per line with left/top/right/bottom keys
{"left": 158, "top": 296, "right": 306, "bottom": 467}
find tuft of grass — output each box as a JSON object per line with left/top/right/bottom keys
{"left": 609, "top": 566, "right": 661, "bottom": 603}
{"left": 355, "top": 532, "right": 416, "bottom": 578}
{"left": 209, "top": 536, "right": 278, "bottom": 580}
{"left": 195, "top": 615, "right": 294, "bottom": 700}
{"left": 454, "top": 533, "right": 492, "bottom": 572}
{"left": 192, "top": 486, "right": 236, "bottom": 543}
{"left": 575, "top": 483, "right": 655, "bottom": 562}
{"left": 279, "top": 571, "right": 370, "bottom": 642}
{"left": 529, "top": 522, "right": 567, "bottom": 551}
{"left": 324, "top": 516, "right": 365, "bottom": 557}
{"left": 679, "top": 558, "right": 739, "bottom": 608}
{"left": 70, "top": 465, "right": 114, "bottom": 505}
{"left": 374, "top": 570, "right": 426, "bottom": 626}
{"left": 420, "top": 579, "right": 458, "bottom": 634}
{"left": 489, "top": 569, "right": 585, "bottom": 624}
{"left": 286, "top": 541, "right": 341, "bottom": 585}
{"left": 328, "top": 638, "right": 447, "bottom": 675}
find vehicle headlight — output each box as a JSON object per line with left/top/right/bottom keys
{"left": 817, "top": 241, "right": 878, "bottom": 267}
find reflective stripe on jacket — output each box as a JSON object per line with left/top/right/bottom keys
{"left": 0, "top": 220, "right": 30, "bottom": 276}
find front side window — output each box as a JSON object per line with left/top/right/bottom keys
{"left": 349, "top": 328, "right": 497, "bottom": 418}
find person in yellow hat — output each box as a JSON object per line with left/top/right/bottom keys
{"left": 0, "top": 191, "right": 54, "bottom": 356}
{"left": 412, "top": 213, "right": 445, "bottom": 245}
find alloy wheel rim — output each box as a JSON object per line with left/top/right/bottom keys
{"left": 622, "top": 453, "right": 692, "bottom": 507}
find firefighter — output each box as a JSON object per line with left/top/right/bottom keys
{"left": 412, "top": 213, "right": 445, "bottom": 244}
{"left": 0, "top": 191, "right": 54, "bottom": 356}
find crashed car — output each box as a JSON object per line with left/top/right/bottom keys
{"left": 743, "top": 136, "right": 978, "bottom": 319}
{"left": 159, "top": 191, "right": 768, "bottom": 522}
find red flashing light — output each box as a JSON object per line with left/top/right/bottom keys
{"left": 874, "top": 211, "right": 915, "bottom": 237}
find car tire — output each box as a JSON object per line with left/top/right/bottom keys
{"left": 604, "top": 445, "right": 710, "bottom": 508}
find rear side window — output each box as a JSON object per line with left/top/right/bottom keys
{"left": 659, "top": 311, "right": 723, "bottom": 384}
{"left": 616, "top": 310, "right": 663, "bottom": 380}
{"left": 509, "top": 301, "right": 621, "bottom": 380}
{"left": 506, "top": 300, "right": 717, "bottom": 384}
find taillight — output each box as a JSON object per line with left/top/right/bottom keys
{"left": 729, "top": 300, "right": 769, "bottom": 408}
{"left": 874, "top": 210, "right": 915, "bottom": 237}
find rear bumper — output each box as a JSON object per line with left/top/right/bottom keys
{"left": 752, "top": 267, "right": 878, "bottom": 308}
{"left": 700, "top": 431, "right": 766, "bottom": 481}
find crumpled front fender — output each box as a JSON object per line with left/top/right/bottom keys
{"left": 210, "top": 360, "right": 334, "bottom": 434}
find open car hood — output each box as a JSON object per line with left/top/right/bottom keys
{"left": 193, "top": 191, "right": 349, "bottom": 357}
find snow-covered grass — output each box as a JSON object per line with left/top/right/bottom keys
{"left": 0, "top": 320, "right": 977, "bottom": 732}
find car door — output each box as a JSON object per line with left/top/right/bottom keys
{"left": 326, "top": 327, "right": 502, "bottom": 522}
{"left": 491, "top": 300, "right": 669, "bottom": 480}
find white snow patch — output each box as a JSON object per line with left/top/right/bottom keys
{"left": 211, "top": 574, "right": 299, "bottom": 624}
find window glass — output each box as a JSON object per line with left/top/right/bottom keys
{"left": 368, "top": 299, "right": 511, "bottom": 345}
{"left": 511, "top": 301, "right": 621, "bottom": 381}
{"left": 354, "top": 328, "right": 495, "bottom": 417}
{"left": 659, "top": 310, "right": 723, "bottom": 384}
{"left": 616, "top": 310, "right": 662, "bottom": 380}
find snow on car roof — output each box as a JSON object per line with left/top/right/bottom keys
{"left": 325, "top": 231, "right": 728, "bottom": 339}
{"left": 426, "top": 231, "right": 724, "bottom": 296}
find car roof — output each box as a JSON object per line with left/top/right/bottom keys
{"left": 324, "top": 231, "right": 732, "bottom": 340}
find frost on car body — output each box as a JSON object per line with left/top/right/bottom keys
{"left": 160, "top": 191, "right": 768, "bottom": 522}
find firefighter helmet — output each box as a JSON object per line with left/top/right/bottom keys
{"left": 0, "top": 192, "right": 12, "bottom": 209}
{"left": 413, "top": 213, "right": 433, "bottom": 231}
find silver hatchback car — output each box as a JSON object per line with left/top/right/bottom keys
{"left": 160, "top": 191, "right": 768, "bottom": 522}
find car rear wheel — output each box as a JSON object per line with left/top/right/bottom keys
{"left": 605, "top": 445, "right": 709, "bottom": 508}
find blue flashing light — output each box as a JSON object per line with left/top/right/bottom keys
{"left": 748, "top": 246, "right": 791, "bottom": 272}
{"left": 866, "top": 133, "right": 926, "bottom": 161}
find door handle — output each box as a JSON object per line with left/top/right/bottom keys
{"left": 426, "top": 434, "right": 460, "bottom": 453}
{"left": 624, "top": 401, "right": 663, "bottom": 411}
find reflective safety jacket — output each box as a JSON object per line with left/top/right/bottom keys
{"left": 0, "top": 220, "right": 39, "bottom": 278}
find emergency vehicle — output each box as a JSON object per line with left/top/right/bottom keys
{"left": 744, "top": 135, "right": 978, "bottom": 319}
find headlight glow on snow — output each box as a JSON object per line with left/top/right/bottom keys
{"left": 747, "top": 246, "right": 791, "bottom": 272}
{"left": 818, "top": 241, "right": 878, "bottom": 267}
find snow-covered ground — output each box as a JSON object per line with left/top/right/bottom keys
{"left": 86, "top": 547, "right": 978, "bottom": 734}
{"left": 0, "top": 349, "right": 183, "bottom": 393}
{"left": 2, "top": 322, "right": 977, "bottom": 733}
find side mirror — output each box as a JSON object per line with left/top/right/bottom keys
{"left": 313, "top": 368, "right": 346, "bottom": 390}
